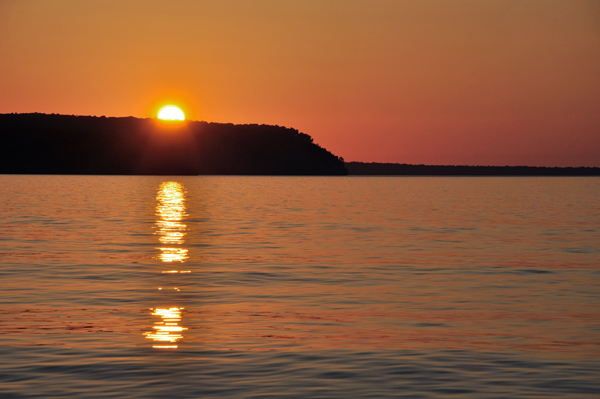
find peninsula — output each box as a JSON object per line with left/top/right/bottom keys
{"left": 0, "top": 113, "right": 347, "bottom": 175}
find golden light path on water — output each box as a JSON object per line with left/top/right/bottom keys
{"left": 156, "top": 182, "right": 188, "bottom": 263}
{"left": 145, "top": 307, "right": 187, "bottom": 348}
{"left": 145, "top": 181, "right": 189, "bottom": 348}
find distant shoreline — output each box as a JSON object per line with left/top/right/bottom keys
{"left": 345, "top": 162, "right": 600, "bottom": 176}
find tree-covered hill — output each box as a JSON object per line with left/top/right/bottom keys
{"left": 0, "top": 113, "right": 347, "bottom": 175}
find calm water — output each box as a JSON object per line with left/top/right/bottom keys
{"left": 1, "top": 175, "right": 599, "bottom": 398}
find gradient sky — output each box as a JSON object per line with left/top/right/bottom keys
{"left": 1, "top": 0, "right": 599, "bottom": 166}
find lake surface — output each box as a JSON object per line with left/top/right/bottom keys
{"left": 1, "top": 175, "right": 599, "bottom": 398}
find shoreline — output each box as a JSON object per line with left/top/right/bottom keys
{"left": 345, "top": 162, "right": 600, "bottom": 176}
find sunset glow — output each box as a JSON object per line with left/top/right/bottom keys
{"left": 1, "top": 1, "right": 599, "bottom": 166}
{"left": 157, "top": 105, "right": 185, "bottom": 121}
{"left": 4, "top": 1, "right": 599, "bottom": 393}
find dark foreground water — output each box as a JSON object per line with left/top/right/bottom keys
{"left": 1, "top": 176, "right": 599, "bottom": 398}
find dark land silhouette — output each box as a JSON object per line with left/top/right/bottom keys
{"left": 346, "top": 162, "right": 600, "bottom": 176}
{"left": 2, "top": 113, "right": 598, "bottom": 176}
{"left": 0, "top": 113, "right": 347, "bottom": 175}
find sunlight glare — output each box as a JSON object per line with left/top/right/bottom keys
{"left": 145, "top": 307, "right": 187, "bottom": 347}
{"left": 156, "top": 182, "right": 188, "bottom": 263}
{"left": 157, "top": 105, "right": 185, "bottom": 121}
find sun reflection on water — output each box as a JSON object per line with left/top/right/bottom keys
{"left": 147, "top": 181, "right": 190, "bottom": 348}
{"left": 144, "top": 307, "right": 187, "bottom": 348}
{"left": 156, "top": 181, "right": 188, "bottom": 263}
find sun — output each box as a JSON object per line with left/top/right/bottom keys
{"left": 157, "top": 105, "right": 185, "bottom": 121}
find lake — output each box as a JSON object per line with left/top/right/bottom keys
{"left": 1, "top": 175, "right": 599, "bottom": 398}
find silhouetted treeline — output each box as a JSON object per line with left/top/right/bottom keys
{"left": 346, "top": 162, "right": 600, "bottom": 176}
{"left": 0, "top": 113, "right": 347, "bottom": 175}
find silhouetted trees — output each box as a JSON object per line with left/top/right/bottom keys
{"left": 3, "top": 114, "right": 596, "bottom": 176}
{"left": 345, "top": 162, "right": 600, "bottom": 176}
{"left": 0, "top": 113, "right": 347, "bottom": 175}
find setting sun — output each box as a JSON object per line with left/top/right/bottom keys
{"left": 157, "top": 105, "right": 185, "bottom": 121}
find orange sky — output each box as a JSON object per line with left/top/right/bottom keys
{"left": 1, "top": 0, "right": 599, "bottom": 166}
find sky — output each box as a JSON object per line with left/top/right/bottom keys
{"left": 1, "top": 0, "right": 599, "bottom": 166}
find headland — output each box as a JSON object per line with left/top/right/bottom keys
{"left": 0, "top": 113, "right": 347, "bottom": 175}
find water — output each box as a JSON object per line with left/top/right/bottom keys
{"left": 1, "top": 175, "right": 599, "bottom": 398}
